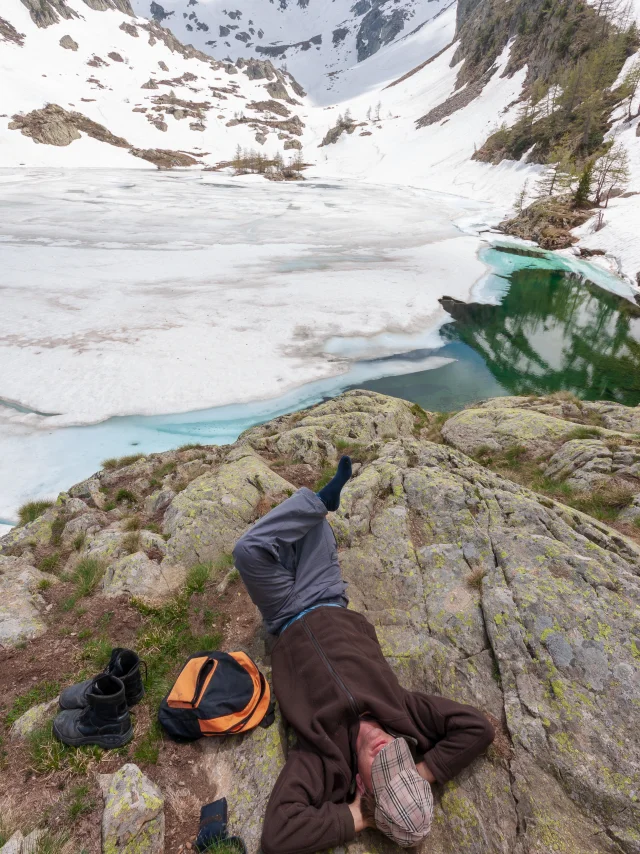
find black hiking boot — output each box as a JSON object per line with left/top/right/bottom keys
{"left": 59, "top": 648, "right": 145, "bottom": 711}
{"left": 53, "top": 674, "right": 134, "bottom": 749}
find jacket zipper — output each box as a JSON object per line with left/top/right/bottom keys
{"left": 301, "top": 618, "right": 359, "bottom": 788}
{"left": 301, "top": 618, "right": 359, "bottom": 718}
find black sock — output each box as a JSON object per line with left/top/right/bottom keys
{"left": 317, "top": 456, "right": 352, "bottom": 511}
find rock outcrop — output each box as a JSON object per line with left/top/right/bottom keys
{"left": 99, "top": 764, "right": 164, "bottom": 854}
{"left": 9, "top": 697, "right": 59, "bottom": 740}
{"left": 2, "top": 390, "right": 640, "bottom": 852}
{"left": 0, "top": 556, "right": 56, "bottom": 646}
{"left": 59, "top": 33, "right": 78, "bottom": 50}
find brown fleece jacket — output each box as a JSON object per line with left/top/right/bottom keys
{"left": 261, "top": 606, "right": 495, "bottom": 854}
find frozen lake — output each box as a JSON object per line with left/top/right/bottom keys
{"left": 1, "top": 169, "right": 636, "bottom": 530}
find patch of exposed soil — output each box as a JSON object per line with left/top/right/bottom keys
{"left": 0, "top": 574, "right": 262, "bottom": 851}
{"left": 261, "top": 460, "right": 320, "bottom": 491}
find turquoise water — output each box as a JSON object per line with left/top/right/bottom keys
{"left": 361, "top": 245, "right": 640, "bottom": 409}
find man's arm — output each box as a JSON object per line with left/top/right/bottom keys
{"left": 261, "top": 749, "right": 357, "bottom": 854}
{"left": 405, "top": 693, "right": 494, "bottom": 785}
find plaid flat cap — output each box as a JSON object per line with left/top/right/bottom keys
{"left": 370, "top": 737, "right": 433, "bottom": 847}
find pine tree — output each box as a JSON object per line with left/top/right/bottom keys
{"left": 233, "top": 143, "right": 242, "bottom": 170}
{"left": 574, "top": 160, "right": 594, "bottom": 207}
{"left": 374, "top": 101, "right": 381, "bottom": 122}
{"left": 515, "top": 180, "right": 530, "bottom": 213}
{"left": 366, "top": 105, "right": 372, "bottom": 121}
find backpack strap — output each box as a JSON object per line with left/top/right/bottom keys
{"left": 259, "top": 692, "right": 277, "bottom": 729}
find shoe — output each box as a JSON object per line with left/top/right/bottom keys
{"left": 59, "top": 648, "right": 145, "bottom": 711}
{"left": 53, "top": 674, "right": 134, "bottom": 749}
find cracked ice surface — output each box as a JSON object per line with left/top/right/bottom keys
{"left": 0, "top": 169, "right": 492, "bottom": 423}
{"left": 0, "top": 168, "right": 494, "bottom": 521}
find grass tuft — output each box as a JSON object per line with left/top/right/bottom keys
{"left": 115, "top": 488, "right": 138, "bottom": 506}
{"left": 214, "top": 552, "right": 235, "bottom": 572}
{"left": 18, "top": 500, "right": 53, "bottom": 526}
{"left": 122, "top": 531, "right": 141, "bottom": 555}
{"left": 102, "top": 454, "right": 144, "bottom": 470}
{"left": 123, "top": 515, "right": 141, "bottom": 532}
{"left": 50, "top": 515, "right": 65, "bottom": 546}
{"left": 178, "top": 443, "right": 202, "bottom": 451}
{"left": 28, "top": 722, "right": 102, "bottom": 775}
{"left": 185, "top": 563, "right": 212, "bottom": 594}
{"left": 67, "top": 783, "right": 95, "bottom": 821}
{"left": 133, "top": 724, "right": 162, "bottom": 765}
{"left": 72, "top": 558, "right": 105, "bottom": 598}
{"left": 313, "top": 463, "right": 335, "bottom": 492}
{"left": 81, "top": 637, "right": 113, "bottom": 670}
{"left": 73, "top": 531, "right": 87, "bottom": 551}
{"left": 154, "top": 461, "right": 176, "bottom": 479}
{"left": 565, "top": 426, "right": 603, "bottom": 441}
{"left": 38, "top": 551, "right": 61, "bottom": 573}
{"left": 466, "top": 568, "right": 487, "bottom": 590}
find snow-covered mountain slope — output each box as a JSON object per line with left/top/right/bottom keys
{"left": 128, "top": 0, "right": 450, "bottom": 98}
{"left": 0, "top": 0, "right": 310, "bottom": 167}
{"left": 2, "top": 0, "right": 640, "bottom": 286}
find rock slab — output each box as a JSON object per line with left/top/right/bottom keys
{"left": 99, "top": 763, "right": 164, "bottom": 854}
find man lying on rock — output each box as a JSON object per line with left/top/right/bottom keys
{"left": 233, "top": 456, "right": 494, "bottom": 854}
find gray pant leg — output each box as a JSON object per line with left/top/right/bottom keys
{"left": 233, "top": 487, "right": 347, "bottom": 633}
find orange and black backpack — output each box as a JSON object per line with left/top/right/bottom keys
{"left": 158, "top": 650, "right": 275, "bottom": 741}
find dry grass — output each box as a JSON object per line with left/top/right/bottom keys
{"left": 466, "top": 567, "right": 487, "bottom": 590}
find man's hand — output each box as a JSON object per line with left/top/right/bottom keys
{"left": 415, "top": 759, "right": 436, "bottom": 784}
{"left": 348, "top": 789, "right": 371, "bottom": 833}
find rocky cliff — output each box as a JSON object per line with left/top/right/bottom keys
{"left": 1, "top": 390, "right": 639, "bottom": 853}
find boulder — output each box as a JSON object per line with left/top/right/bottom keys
{"left": 0, "top": 831, "right": 43, "bottom": 854}
{"left": 103, "top": 552, "right": 185, "bottom": 602}
{"left": 0, "top": 507, "right": 56, "bottom": 553}
{"left": 442, "top": 406, "right": 579, "bottom": 456}
{"left": 163, "top": 448, "right": 293, "bottom": 567}
{"left": 0, "top": 556, "right": 55, "bottom": 646}
{"left": 99, "top": 763, "right": 164, "bottom": 854}
{"left": 62, "top": 510, "right": 108, "bottom": 544}
{"left": 544, "top": 439, "right": 613, "bottom": 488}
{"left": 619, "top": 493, "right": 640, "bottom": 523}
{"left": 59, "top": 34, "right": 78, "bottom": 50}
{"left": 10, "top": 698, "right": 59, "bottom": 740}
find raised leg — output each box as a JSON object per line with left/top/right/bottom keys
{"left": 233, "top": 487, "right": 347, "bottom": 634}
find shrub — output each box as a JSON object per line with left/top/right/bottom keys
{"left": 18, "top": 500, "right": 53, "bottom": 526}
